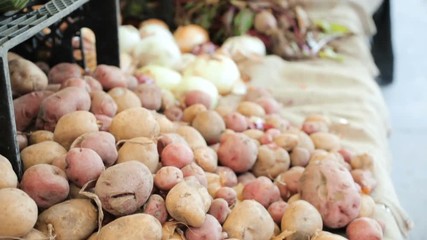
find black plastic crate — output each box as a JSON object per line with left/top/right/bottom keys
{"left": 0, "top": 0, "right": 120, "bottom": 177}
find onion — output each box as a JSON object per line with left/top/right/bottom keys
{"left": 175, "top": 53, "right": 197, "bottom": 72}
{"left": 254, "top": 10, "right": 278, "bottom": 35}
{"left": 220, "top": 35, "right": 266, "bottom": 62}
{"left": 118, "top": 25, "right": 141, "bottom": 54}
{"left": 174, "top": 76, "right": 219, "bottom": 109}
{"left": 174, "top": 24, "right": 209, "bottom": 53}
{"left": 139, "top": 18, "right": 169, "bottom": 30}
{"left": 120, "top": 53, "right": 135, "bottom": 74}
{"left": 132, "top": 36, "right": 181, "bottom": 68}
{"left": 139, "top": 24, "right": 174, "bottom": 40}
{"left": 136, "top": 65, "right": 182, "bottom": 91}
{"left": 183, "top": 54, "right": 240, "bottom": 95}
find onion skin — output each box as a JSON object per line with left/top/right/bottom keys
{"left": 174, "top": 24, "right": 209, "bottom": 53}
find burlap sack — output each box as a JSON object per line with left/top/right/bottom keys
{"left": 235, "top": 1, "right": 413, "bottom": 239}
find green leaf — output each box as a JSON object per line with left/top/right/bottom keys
{"left": 233, "top": 8, "right": 254, "bottom": 35}
{"left": 314, "top": 20, "right": 350, "bottom": 34}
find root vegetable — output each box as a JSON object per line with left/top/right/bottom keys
{"left": 175, "top": 125, "right": 207, "bottom": 149}
{"left": 242, "top": 176, "right": 280, "bottom": 208}
{"left": 164, "top": 106, "right": 183, "bottom": 121}
{"left": 273, "top": 133, "right": 299, "bottom": 151}
{"left": 268, "top": 200, "right": 288, "bottom": 224}
{"left": 0, "top": 154, "right": 18, "bottom": 189}
{"left": 185, "top": 214, "right": 222, "bottom": 240}
{"left": 193, "top": 146, "right": 218, "bottom": 172}
{"left": 117, "top": 136, "right": 159, "bottom": 173}
{"left": 134, "top": 83, "right": 162, "bottom": 111}
{"left": 184, "top": 90, "right": 212, "bottom": 109}
{"left": 351, "top": 169, "right": 377, "bottom": 194}
{"left": 191, "top": 110, "right": 225, "bottom": 144}
{"left": 143, "top": 194, "right": 168, "bottom": 224}
{"left": 237, "top": 101, "right": 266, "bottom": 118}
{"left": 208, "top": 198, "right": 231, "bottom": 224}
{"left": 13, "top": 90, "right": 53, "bottom": 131}
{"left": 21, "top": 141, "right": 67, "bottom": 170}
{"left": 0, "top": 188, "right": 38, "bottom": 237}
{"left": 65, "top": 148, "right": 105, "bottom": 187}
{"left": 214, "top": 187, "right": 237, "bottom": 207}
{"left": 28, "top": 130, "right": 54, "bottom": 144}
{"left": 95, "top": 161, "right": 153, "bottom": 216}
{"left": 20, "top": 164, "right": 69, "bottom": 208}
{"left": 9, "top": 58, "right": 48, "bottom": 96}
{"left": 48, "top": 63, "right": 82, "bottom": 84}
{"left": 216, "top": 166, "right": 238, "bottom": 187}
{"left": 154, "top": 166, "right": 184, "bottom": 191}
{"left": 165, "top": 180, "right": 212, "bottom": 227}
{"left": 161, "top": 143, "right": 194, "bottom": 168}
{"left": 90, "top": 90, "right": 118, "bottom": 117}
{"left": 174, "top": 24, "right": 209, "bottom": 53}
{"left": 310, "top": 132, "right": 341, "bottom": 151}
{"left": 93, "top": 64, "right": 127, "bottom": 90}
{"left": 290, "top": 147, "right": 311, "bottom": 167}
{"left": 223, "top": 112, "right": 248, "bottom": 132}
{"left": 108, "top": 87, "right": 141, "bottom": 113}
{"left": 281, "top": 200, "right": 323, "bottom": 240}
{"left": 223, "top": 200, "right": 275, "bottom": 240}
{"left": 182, "top": 162, "right": 208, "bottom": 187}
{"left": 346, "top": 217, "right": 383, "bottom": 240}
{"left": 253, "top": 144, "right": 290, "bottom": 179}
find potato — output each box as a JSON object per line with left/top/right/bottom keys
{"left": 36, "top": 199, "right": 97, "bottom": 240}
{"left": 161, "top": 143, "right": 194, "bottom": 168}
{"left": 0, "top": 154, "right": 18, "bottom": 189}
{"left": 350, "top": 153, "right": 374, "bottom": 170}
{"left": 287, "top": 193, "right": 301, "bottom": 204}
{"left": 154, "top": 113, "right": 176, "bottom": 133}
{"left": 183, "top": 104, "right": 207, "bottom": 123}
{"left": 0, "top": 188, "right": 38, "bottom": 237}
{"left": 208, "top": 198, "right": 231, "bottom": 224}
{"left": 217, "top": 132, "right": 258, "bottom": 173}
{"left": 223, "top": 200, "right": 274, "bottom": 240}
{"left": 143, "top": 194, "right": 168, "bottom": 224}
{"left": 214, "top": 187, "right": 237, "bottom": 207}
{"left": 273, "top": 133, "right": 299, "bottom": 151}
{"left": 255, "top": 96, "right": 280, "bottom": 114}
{"left": 161, "top": 89, "right": 178, "bottom": 110}
{"left": 259, "top": 128, "right": 281, "bottom": 145}
{"left": 185, "top": 214, "right": 222, "bottom": 240}
{"left": 28, "top": 130, "right": 54, "bottom": 144}
{"left": 302, "top": 120, "right": 329, "bottom": 135}
{"left": 95, "top": 114, "right": 113, "bottom": 131}
{"left": 9, "top": 58, "right": 48, "bottom": 96}
{"left": 165, "top": 180, "right": 212, "bottom": 227}
{"left": 134, "top": 83, "right": 162, "bottom": 110}
{"left": 21, "top": 228, "right": 48, "bottom": 240}
{"left": 164, "top": 106, "right": 183, "bottom": 122}
{"left": 53, "top": 111, "right": 99, "bottom": 149}
{"left": 193, "top": 146, "right": 218, "bottom": 172}
{"left": 237, "top": 172, "right": 256, "bottom": 186}
{"left": 236, "top": 101, "right": 266, "bottom": 118}
{"left": 84, "top": 75, "right": 103, "bottom": 92}
{"left": 13, "top": 91, "right": 53, "bottom": 131}
{"left": 253, "top": 144, "right": 290, "bottom": 179}
{"left": 184, "top": 90, "right": 212, "bottom": 109}
{"left": 358, "top": 194, "right": 376, "bottom": 218}
{"left": 97, "top": 213, "right": 162, "bottom": 240}
{"left": 175, "top": 125, "right": 207, "bottom": 149}
{"left": 311, "top": 231, "right": 348, "bottom": 240}
{"left": 36, "top": 87, "right": 91, "bottom": 131}
{"left": 268, "top": 200, "right": 287, "bottom": 224}
{"left": 215, "top": 166, "right": 238, "bottom": 187}
{"left": 310, "top": 132, "right": 341, "bottom": 151}
{"left": 154, "top": 166, "right": 184, "bottom": 191}
{"left": 242, "top": 176, "right": 280, "bottom": 208}
{"left": 264, "top": 114, "right": 290, "bottom": 131}
{"left": 95, "top": 161, "right": 153, "bottom": 216}
{"left": 243, "top": 87, "right": 271, "bottom": 101}
{"left": 48, "top": 62, "right": 82, "bottom": 84}
{"left": 281, "top": 200, "right": 323, "bottom": 240}
{"left": 206, "top": 172, "right": 222, "bottom": 197}
{"left": 65, "top": 148, "right": 105, "bottom": 187}
{"left": 182, "top": 162, "right": 208, "bottom": 187}
{"left": 90, "top": 90, "right": 118, "bottom": 117}
{"left": 109, "top": 107, "right": 160, "bottom": 141}
{"left": 300, "top": 159, "right": 361, "bottom": 228}
{"left": 71, "top": 131, "right": 118, "bottom": 167}
{"left": 351, "top": 169, "right": 377, "bottom": 194}
{"left": 157, "top": 133, "right": 188, "bottom": 154}
{"left": 117, "top": 136, "right": 158, "bottom": 172}
{"left": 223, "top": 112, "right": 248, "bottom": 132}
{"left": 192, "top": 110, "right": 226, "bottom": 144}
{"left": 275, "top": 166, "right": 305, "bottom": 199}
{"left": 60, "top": 77, "right": 91, "bottom": 92}
{"left": 20, "top": 164, "right": 69, "bottom": 208}
{"left": 290, "top": 147, "right": 311, "bottom": 167}
{"left": 108, "top": 87, "right": 142, "bottom": 113}
{"left": 21, "top": 141, "right": 67, "bottom": 170}
{"left": 346, "top": 217, "right": 383, "bottom": 240}
{"left": 93, "top": 64, "right": 127, "bottom": 90}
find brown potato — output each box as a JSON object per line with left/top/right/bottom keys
{"left": 9, "top": 58, "right": 48, "bottom": 96}
{"left": 108, "top": 87, "right": 142, "bottom": 113}
{"left": 28, "top": 130, "right": 54, "bottom": 144}
{"left": 21, "top": 141, "right": 67, "bottom": 170}
{"left": 117, "top": 136, "right": 159, "bottom": 173}
{"left": 134, "top": 83, "right": 162, "bottom": 111}
{"left": 48, "top": 62, "right": 82, "bottom": 84}
{"left": 192, "top": 110, "right": 225, "bottom": 144}
{"left": 0, "top": 154, "right": 18, "bottom": 189}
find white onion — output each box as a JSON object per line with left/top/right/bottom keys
{"left": 220, "top": 35, "right": 266, "bottom": 62}
{"left": 183, "top": 54, "right": 240, "bottom": 95}
{"left": 119, "top": 25, "right": 141, "bottom": 54}
{"left": 139, "top": 24, "right": 174, "bottom": 40}
{"left": 136, "top": 65, "right": 182, "bottom": 90}
{"left": 120, "top": 53, "right": 135, "bottom": 74}
{"left": 132, "top": 36, "right": 181, "bottom": 68}
{"left": 174, "top": 76, "right": 219, "bottom": 109}
{"left": 174, "top": 53, "right": 197, "bottom": 72}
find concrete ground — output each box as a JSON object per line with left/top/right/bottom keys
{"left": 382, "top": 0, "right": 427, "bottom": 239}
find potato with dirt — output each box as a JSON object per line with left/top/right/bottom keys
{"left": 95, "top": 161, "right": 153, "bottom": 216}
{"left": 9, "top": 58, "right": 48, "bottom": 96}
{"left": 20, "top": 164, "right": 69, "bottom": 208}
{"left": 300, "top": 158, "right": 361, "bottom": 228}
{"left": 13, "top": 90, "right": 53, "bottom": 131}
{"left": 36, "top": 87, "right": 91, "bottom": 131}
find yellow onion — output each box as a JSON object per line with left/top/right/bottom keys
{"left": 174, "top": 24, "right": 209, "bottom": 53}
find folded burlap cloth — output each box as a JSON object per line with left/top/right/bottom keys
{"left": 235, "top": 0, "right": 413, "bottom": 239}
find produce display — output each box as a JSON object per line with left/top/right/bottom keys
{"left": 0, "top": 19, "right": 386, "bottom": 240}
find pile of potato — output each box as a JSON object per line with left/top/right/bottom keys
{"left": 0, "top": 21, "right": 384, "bottom": 240}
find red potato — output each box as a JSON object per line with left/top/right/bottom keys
{"left": 264, "top": 114, "right": 291, "bottom": 131}
{"left": 20, "top": 164, "right": 69, "bottom": 208}
{"left": 157, "top": 133, "right": 188, "bottom": 155}
{"left": 208, "top": 198, "right": 231, "bottom": 224}
{"left": 290, "top": 147, "right": 311, "bottom": 167}
{"left": 259, "top": 128, "right": 281, "bottom": 145}
{"left": 13, "top": 90, "right": 53, "bottom": 131}
{"left": 95, "top": 161, "right": 154, "bottom": 216}
{"left": 60, "top": 77, "right": 91, "bottom": 92}
{"left": 338, "top": 148, "right": 353, "bottom": 164}
{"left": 223, "top": 112, "right": 248, "bottom": 132}
{"left": 161, "top": 142, "right": 194, "bottom": 168}
{"left": 9, "top": 58, "right": 48, "bottom": 96}
{"left": 48, "top": 62, "right": 82, "bottom": 84}
{"left": 274, "top": 166, "right": 304, "bottom": 200}
{"left": 214, "top": 187, "right": 237, "bottom": 207}
{"left": 84, "top": 75, "right": 103, "bottom": 92}
{"left": 154, "top": 166, "right": 184, "bottom": 191}
{"left": 236, "top": 101, "right": 266, "bottom": 118}
{"left": 65, "top": 148, "right": 105, "bottom": 187}
{"left": 237, "top": 172, "right": 256, "bottom": 186}
{"left": 255, "top": 96, "right": 280, "bottom": 115}
{"left": 182, "top": 162, "right": 208, "bottom": 187}
{"left": 185, "top": 214, "right": 223, "bottom": 240}
{"left": 134, "top": 83, "right": 163, "bottom": 111}
{"left": 300, "top": 159, "right": 361, "bottom": 229}
{"left": 215, "top": 166, "right": 238, "bottom": 187}
{"left": 192, "top": 110, "right": 226, "bottom": 144}
{"left": 346, "top": 217, "right": 383, "bottom": 240}
{"left": 93, "top": 64, "right": 127, "bottom": 90}
{"left": 154, "top": 113, "right": 176, "bottom": 133}
{"left": 351, "top": 169, "right": 377, "bottom": 195}
{"left": 242, "top": 176, "right": 281, "bottom": 208}
{"left": 273, "top": 133, "right": 299, "bottom": 151}
{"left": 252, "top": 144, "right": 290, "bottom": 179}
{"left": 95, "top": 114, "right": 113, "bottom": 131}
{"left": 143, "top": 194, "right": 168, "bottom": 224}
{"left": 193, "top": 146, "right": 218, "bottom": 172}
{"left": 302, "top": 120, "right": 329, "bottom": 135}
{"left": 36, "top": 87, "right": 91, "bottom": 131}
{"left": 90, "top": 90, "right": 118, "bottom": 117}
{"left": 108, "top": 87, "right": 142, "bottom": 113}
{"left": 206, "top": 172, "right": 222, "bottom": 197}
{"left": 184, "top": 90, "right": 212, "bottom": 109}
{"left": 183, "top": 104, "right": 208, "bottom": 123}
{"left": 164, "top": 106, "right": 184, "bottom": 121}
{"left": 268, "top": 200, "right": 288, "bottom": 224}
{"left": 70, "top": 131, "right": 118, "bottom": 167}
